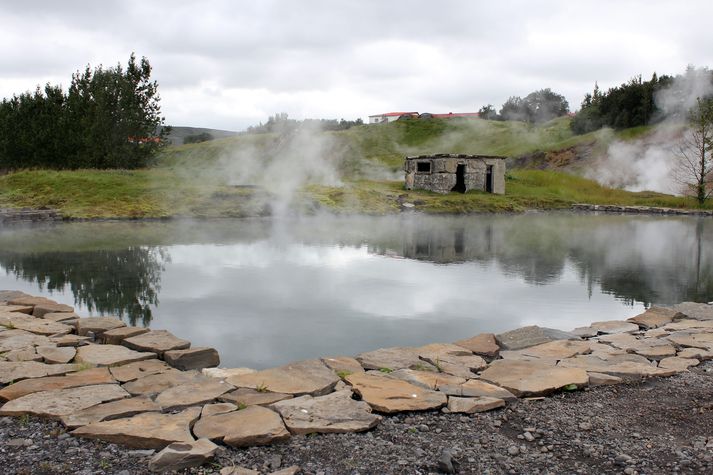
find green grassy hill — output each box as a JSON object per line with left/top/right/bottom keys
{"left": 0, "top": 118, "right": 705, "bottom": 218}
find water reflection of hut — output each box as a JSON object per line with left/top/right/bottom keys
{"left": 404, "top": 154, "right": 506, "bottom": 194}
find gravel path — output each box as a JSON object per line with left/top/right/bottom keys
{"left": 2, "top": 361, "right": 712, "bottom": 475}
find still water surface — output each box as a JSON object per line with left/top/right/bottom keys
{"left": 0, "top": 213, "right": 711, "bottom": 368}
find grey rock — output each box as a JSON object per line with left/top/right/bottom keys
{"left": 496, "top": 326, "right": 579, "bottom": 351}
{"left": 148, "top": 438, "right": 219, "bottom": 472}
{"left": 437, "top": 449, "right": 457, "bottom": 474}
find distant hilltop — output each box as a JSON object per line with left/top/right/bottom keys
{"left": 161, "top": 126, "right": 238, "bottom": 145}
{"left": 368, "top": 111, "right": 479, "bottom": 124}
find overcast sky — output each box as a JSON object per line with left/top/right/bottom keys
{"left": 2, "top": 1, "right": 712, "bottom": 130}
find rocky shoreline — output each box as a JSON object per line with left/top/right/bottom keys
{"left": 1, "top": 291, "right": 713, "bottom": 474}
{"left": 2, "top": 203, "right": 712, "bottom": 223}
{"left": 571, "top": 203, "right": 713, "bottom": 216}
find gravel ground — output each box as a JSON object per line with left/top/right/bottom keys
{"left": 2, "top": 362, "right": 713, "bottom": 475}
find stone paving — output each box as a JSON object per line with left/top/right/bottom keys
{"left": 1, "top": 290, "right": 712, "bottom": 472}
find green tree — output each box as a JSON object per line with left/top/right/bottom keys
{"left": 477, "top": 104, "right": 499, "bottom": 120}
{"left": 498, "top": 89, "right": 569, "bottom": 123}
{"left": 0, "top": 53, "right": 166, "bottom": 170}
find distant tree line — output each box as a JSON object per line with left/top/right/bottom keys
{"left": 247, "top": 113, "right": 364, "bottom": 134}
{"left": 571, "top": 67, "right": 713, "bottom": 134}
{"left": 570, "top": 74, "right": 674, "bottom": 134}
{"left": 183, "top": 132, "right": 214, "bottom": 144}
{"left": 478, "top": 88, "right": 570, "bottom": 123}
{"left": 0, "top": 54, "right": 167, "bottom": 170}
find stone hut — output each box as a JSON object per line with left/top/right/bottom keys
{"left": 404, "top": 154, "right": 506, "bottom": 194}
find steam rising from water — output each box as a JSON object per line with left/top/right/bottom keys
{"left": 219, "top": 121, "right": 343, "bottom": 217}
{"left": 588, "top": 69, "right": 713, "bottom": 194}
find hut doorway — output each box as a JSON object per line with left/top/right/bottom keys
{"left": 451, "top": 164, "right": 466, "bottom": 193}
{"left": 485, "top": 165, "right": 494, "bottom": 193}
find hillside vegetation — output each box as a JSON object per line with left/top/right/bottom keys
{"left": 0, "top": 118, "right": 706, "bottom": 218}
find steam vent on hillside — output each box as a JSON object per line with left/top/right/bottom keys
{"left": 404, "top": 154, "right": 506, "bottom": 194}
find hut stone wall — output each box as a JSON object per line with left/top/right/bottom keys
{"left": 404, "top": 154, "right": 506, "bottom": 194}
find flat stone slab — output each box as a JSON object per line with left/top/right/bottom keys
{"left": 75, "top": 344, "right": 157, "bottom": 367}
{"left": 447, "top": 396, "right": 505, "bottom": 413}
{"left": 1, "top": 305, "right": 34, "bottom": 314}
{"left": 220, "top": 387, "right": 293, "bottom": 407}
{"left": 588, "top": 372, "right": 624, "bottom": 386}
{"left": 345, "top": 372, "right": 447, "bottom": 413}
{"left": 109, "top": 359, "right": 172, "bottom": 383}
{"left": 226, "top": 359, "right": 339, "bottom": 396}
{"left": 0, "top": 384, "right": 129, "bottom": 418}
{"left": 3, "top": 346, "right": 41, "bottom": 362}
{"left": 32, "top": 302, "right": 74, "bottom": 318}
{"left": 588, "top": 320, "right": 640, "bottom": 335}
{"left": 164, "top": 347, "right": 220, "bottom": 371}
{"left": 558, "top": 354, "right": 676, "bottom": 379}
{"left": 439, "top": 379, "right": 517, "bottom": 401}
{"left": 595, "top": 332, "right": 640, "bottom": 350}
{"left": 672, "top": 302, "right": 713, "bottom": 321}
{"left": 631, "top": 342, "right": 677, "bottom": 360}
{"left": 387, "top": 369, "right": 466, "bottom": 392}
{"left": 0, "top": 367, "right": 114, "bottom": 401}
{"left": 121, "top": 370, "right": 204, "bottom": 396}
{"left": 480, "top": 359, "right": 589, "bottom": 397}
{"left": 415, "top": 343, "right": 487, "bottom": 378}
{"left": 72, "top": 407, "right": 201, "bottom": 449}
{"left": 496, "top": 326, "right": 578, "bottom": 351}
{"left": 628, "top": 307, "right": 682, "bottom": 329}
{"left": 663, "top": 319, "right": 713, "bottom": 331}
{"left": 36, "top": 345, "right": 76, "bottom": 364}
{"left": 203, "top": 367, "right": 257, "bottom": 379}
{"left": 102, "top": 326, "right": 150, "bottom": 345}
{"left": 76, "top": 316, "right": 126, "bottom": 336}
{"left": 51, "top": 334, "right": 91, "bottom": 347}
{"left": 321, "top": 356, "right": 365, "bottom": 374}
{"left": 42, "top": 312, "right": 80, "bottom": 323}
{"left": 658, "top": 356, "right": 700, "bottom": 371}
{"left": 155, "top": 378, "right": 234, "bottom": 410}
{"left": 7, "top": 296, "right": 55, "bottom": 307}
{"left": 0, "top": 332, "right": 52, "bottom": 352}
{"left": 453, "top": 333, "right": 500, "bottom": 357}
{"left": 202, "top": 402, "right": 238, "bottom": 417}
{"left": 501, "top": 339, "right": 592, "bottom": 362}
{"left": 0, "top": 361, "right": 78, "bottom": 384}
{"left": 123, "top": 330, "right": 191, "bottom": 356}
{"left": 272, "top": 389, "right": 382, "bottom": 434}
{"left": 0, "top": 314, "right": 72, "bottom": 336}
{"left": 356, "top": 347, "right": 433, "bottom": 372}
{"left": 148, "top": 438, "right": 219, "bottom": 473}
{"left": 61, "top": 395, "right": 161, "bottom": 429}
{"left": 193, "top": 405, "right": 290, "bottom": 447}
{"left": 678, "top": 347, "right": 713, "bottom": 360}
{"left": 666, "top": 332, "right": 713, "bottom": 350}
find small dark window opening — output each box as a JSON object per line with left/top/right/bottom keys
{"left": 417, "top": 162, "right": 431, "bottom": 173}
{"left": 485, "top": 165, "right": 494, "bottom": 193}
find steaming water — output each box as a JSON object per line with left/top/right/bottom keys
{"left": 1, "top": 213, "right": 712, "bottom": 368}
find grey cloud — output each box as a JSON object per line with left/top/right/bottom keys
{"left": 1, "top": 1, "right": 713, "bottom": 129}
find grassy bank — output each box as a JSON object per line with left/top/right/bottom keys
{"left": 0, "top": 118, "right": 705, "bottom": 219}
{"left": 156, "top": 116, "right": 641, "bottom": 175}
{"left": 0, "top": 168, "right": 707, "bottom": 219}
